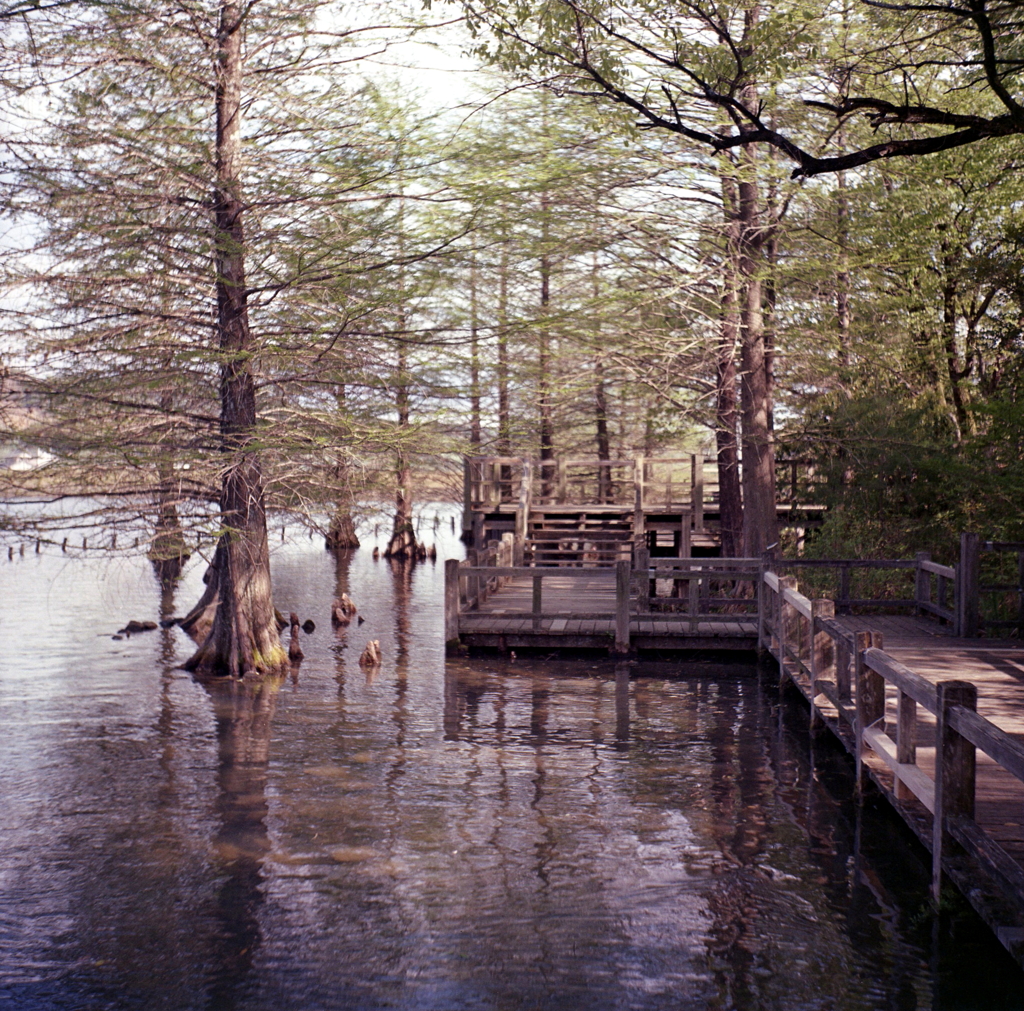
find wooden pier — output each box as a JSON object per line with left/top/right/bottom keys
{"left": 445, "top": 466, "right": 1024, "bottom": 966}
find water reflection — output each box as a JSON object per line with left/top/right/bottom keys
{"left": 1, "top": 522, "right": 1023, "bottom": 1010}
{"left": 203, "top": 674, "right": 281, "bottom": 1008}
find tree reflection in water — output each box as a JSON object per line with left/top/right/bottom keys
{"left": 201, "top": 673, "right": 283, "bottom": 1009}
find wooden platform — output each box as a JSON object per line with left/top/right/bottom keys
{"left": 455, "top": 569, "right": 758, "bottom": 652}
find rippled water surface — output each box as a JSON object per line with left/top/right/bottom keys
{"left": 1, "top": 509, "right": 1023, "bottom": 1010}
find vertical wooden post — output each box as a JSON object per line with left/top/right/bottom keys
{"left": 614, "top": 558, "right": 631, "bottom": 654}
{"left": 836, "top": 634, "right": 852, "bottom": 703}
{"left": 777, "top": 575, "right": 798, "bottom": 685}
{"left": 758, "top": 546, "right": 775, "bottom": 654}
{"left": 688, "top": 567, "right": 700, "bottom": 633}
{"left": 915, "top": 551, "right": 931, "bottom": 615}
{"left": 462, "top": 458, "right": 474, "bottom": 538}
{"left": 444, "top": 559, "right": 460, "bottom": 651}
{"left": 556, "top": 457, "right": 567, "bottom": 504}
{"left": 515, "top": 458, "right": 532, "bottom": 564}
{"left": 635, "top": 547, "right": 650, "bottom": 612}
{"left": 757, "top": 561, "right": 766, "bottom": 652}
{"left": 679, "top": 506, "right": 692, "bottom": 558}
{"left": 932, "top": 679, "right": 978, "bottom": 901}
{"left": 532, "top": 574, "right": 543, "bottom": 631}
{"left": 466, "top": 548, "right": 478, "bottom": 608}
{"left": 471, "top": 511, "right": 484, "bottom": 552}
{"left": 811, "top": 600, "right": 835, "bottom": 679}
{"left": 854, "top": 630, "right": 884, "bottom": 792}
{"left": 691, "top": 454, "right": 704, "bottom": 531}
{"left": 810, "top": 599, "right": 835, "bottom": 733}
{"left": 838, "top": 563, "right": 852, "bottom": 615}
{"left": 958, "top": 532, "right": 980, "bottom": 637}
{"left": 895, "top": 685, "right": 917, "bottom": 802}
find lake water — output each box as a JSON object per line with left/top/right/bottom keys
{"left": 1, "top": 507, "right": 1022, "bottom": 1010}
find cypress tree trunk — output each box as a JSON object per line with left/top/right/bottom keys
{"left": 595, "top": 358, "right": 612, "bottom": 503}
{"left": 385, "top": 344, "right": 418, "bottom": 559}
{"left": 716, "top": 169, "right": 743, "bottom": 558}
{"left": 836, "top": 169, "right": 852, "bottom": 369}
{"left": 538, "top": 197, "right": 554, "bottom": 500}
{"left": 737, "top": 144, "right": 777, "bottom": 557}
{"left": 734, "top": 15, "right": 777, "bottom": 559}
{"left": 326, "top": 385, "right": 360, "bottom": 550}
{"left": 150, "top": 468, "right": 189, "bottom": 585}
{"left": 469, "top": 257, "right": 482, "bottom": 448}
{"left": 326, "top": 465, "right": 360, "bottom": 550}
{"left": 185, "top": 0, "right": 283, "bottom": 676}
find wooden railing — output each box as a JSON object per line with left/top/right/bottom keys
{"left": 760, "top": 568, "right": 1024, "bottom": 911}
{"left": 961, "top": 533, "right": 1024, "bottom": 637}
{"left": 633, "top": 553, "right": 759, "bottom": 630}
{"left": 445, "top": 558, "right": 633, "bottom": 652}
{"left": 773, "top": 554, "right": 956, "bottom": 625}
{"left": 445, "top": 553, "right": 763, "bottom": 652}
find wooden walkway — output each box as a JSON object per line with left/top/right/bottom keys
{"left": 761, "top": 580, "right": 1024, "bottom": 968}
{"left": 833, "top": 615, "right": 1024, "bottom": 870}
{"left": 446, "top": 480, "right": 1024, "bottom": 967}
{"left": 445, "top": 553, "right": 1024, "bottom": 967}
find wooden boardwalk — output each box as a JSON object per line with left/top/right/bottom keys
{"left": 444, "top": 489, "right": 1024, "bottom": 967}
{"left": 761, "top": 581, "right": 1024, "bottom": 967}
{"left": 831, "top": 616, "right": 1024, "bottom": 869}
{"left": 445, "top": 554, "right": 1024, "bottom": 967}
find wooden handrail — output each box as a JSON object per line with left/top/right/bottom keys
{"left": 863, "top": 647, "right": 938, "bottom": 713}
{"left": 948, "top": 705, "right": 1024, "bottom": 783}
{"left": 459, "top": 565, "right": 614, "bottom": 578}
{"left": 920, "top": 559, "right": 956, "bottom": 579}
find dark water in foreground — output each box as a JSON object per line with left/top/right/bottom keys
{"left": 1, "top": 511, "right": 1022, "bottom": 1010}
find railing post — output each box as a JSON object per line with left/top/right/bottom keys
{"left": 838, "top": 563, "right": 852, "bottom": 615}
{"left": 680, "top": 506, "right": 692, "bottom": 558}
{"left": 836, "top": 633, "right": 852, "bottom": 704}
{"left": 515, "top": 458, "right": 532, "bottom": 565}
{"left": 896, "top": 682, "right": 917, "bottom": 802}
{"left": 777, "top": 575, "right": 798, "bottom": 686}
{"left": 691, "top": 454, "right": 704, "bottom": 532}
{"left": 758, "top": 546, "right": 776, "bottom": 654}
{"left": 466, "top": 548, "right": 479, "bottom": 608}
{"left": 688, "top": 567, "right": 701, "bottom": 633}
{"left": 462, "top": 458, "right": 474, "bottom": 540}
{"left": 532, "top": 573, "right": 543, "bottom": 631}
{"left": 635, "top": 547, "right": 650, "bottom": 612}
{"left": 614, "top": 558, "right": 631, "bottom": 654}
{"left": 556, "top": 458, "right": 567, "bottom": 504}
{"left": 932, "top": 679, "right": 978, "bottom": 901}
{"left": 958, "top": 532, "right": 980, "bottom": 637}
{"left": 444, "top": 559, "right": 460, "bottom": 652}
{"left": 913, "top": 550, "right": 931, "bottom": 615}
{"left": 811, "top": 599, "right": 836, "bottom": 732}
{"left": 854, "top": 630, "right": 884, "bottom": 792}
